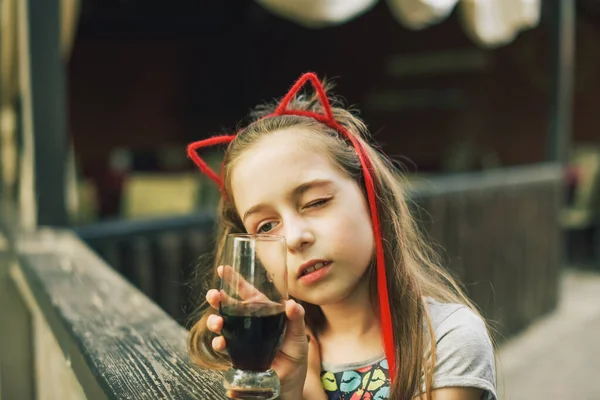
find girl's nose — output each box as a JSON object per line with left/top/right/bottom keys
{"left": 284, "top": 216, "right": 315, "bottom": 253}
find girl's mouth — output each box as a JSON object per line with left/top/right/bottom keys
{"left": 298, "top": 261, "right": 332, "bottom": 284}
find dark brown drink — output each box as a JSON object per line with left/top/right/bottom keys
{"left": 220, "top": 302, "right": 286, "bottom": 371}
{"left": 226, "top": 388, "right": 277, "bottom": 400}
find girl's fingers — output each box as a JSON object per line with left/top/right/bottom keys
{"left": 285, "top": 299, "right": 305, "bottom": 321}
{"left": 206, "top": 289, "right": 221, "bottom": 310}
{"left": 206, "top": 288, "right": 246, "bottom": 310}
{"left": 206, "top": 314, "right": 227, "bottom": 355}
{"left": 206, "top": 314, "right": 223, "bottom": 334}
{"left": 212, "top": 336, "right": 226, "bottom": 352}
{"left": 219, "top": 265, "right": 270, "bottom": 302}
{"left": 277, "top": 299, "right": 308, "bottom": 361}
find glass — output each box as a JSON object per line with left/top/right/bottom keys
{"left": 219, "top": 234, "right": 288, "bottom": 400}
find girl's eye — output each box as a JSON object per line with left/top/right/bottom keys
{"left": 257, "top": 221, "right": 277, "bottom": 233}
{"left": 305, "top": 197, "right": 331, "bottom": 209}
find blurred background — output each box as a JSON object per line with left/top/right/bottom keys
{"left": 1, "top": 0, "right": 599, "bottom": 399}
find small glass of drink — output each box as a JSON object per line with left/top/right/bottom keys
{"left": 219, "top": 234, "right": 288, "bottom": 400}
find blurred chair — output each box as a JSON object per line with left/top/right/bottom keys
{"left": 562, "top": 145, "right": 600, "bottom": 226}
{"left": 121, "top": 173, "right": 201, "bottom": 219}
{"left": 562, "top": 145, "right": 600, "bottom": 268}
{"left": 72, "top": 178, "right": 98, "bottom": 224}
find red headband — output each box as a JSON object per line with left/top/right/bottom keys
{"left": 187, "top": 72, "right": 395, "bottom": 380}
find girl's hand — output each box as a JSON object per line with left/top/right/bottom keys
{"left": 304, "top": 328, "right": 327, "bottom": 400}
{"left": 205, "top": 266, "right": 309, "bottom": 400}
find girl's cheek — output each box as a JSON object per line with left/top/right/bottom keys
{"left": 286, "top": 282, "right": 302, "bottom": 300}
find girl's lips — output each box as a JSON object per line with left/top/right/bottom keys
{"left": 298, "top": 262, "right": 331, "bottom": 285}
{"left": 297, "top": 259, "right": 331, "bottom": 278}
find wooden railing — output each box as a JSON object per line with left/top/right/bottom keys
{"left": 76, "top": 163, "right": 563, "bottom": 343}
{"left": 0, "top": 208, "right": 225, "bottom": 399}
{"left": 409, "top": 163, "right": 563, "bottom": 340}
{"left": 0, "top": 163, "right": 563, "bottom": 398}
{"left": 74, "top": 212, "right": 215, "bottom": 323}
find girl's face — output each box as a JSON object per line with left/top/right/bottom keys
{"left": 230, "top": 128, "right": 374, "bottom": 305}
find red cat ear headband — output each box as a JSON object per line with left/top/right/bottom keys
{"left": 187, "top": 72, "right": 396, "bottom": 380}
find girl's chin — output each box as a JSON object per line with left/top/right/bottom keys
{"left": 292, "top": 290, "right": 349, "bottom": 307}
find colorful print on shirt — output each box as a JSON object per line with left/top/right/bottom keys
{"left": 320, "top": 358, "right": 390, "bottom": 400}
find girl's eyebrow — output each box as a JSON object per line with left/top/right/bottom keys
{"left": 242, "top": 179, "right": 334, "bottom": 222}
{"left": 290, "top": 178, "right": 333, "bottom": 198}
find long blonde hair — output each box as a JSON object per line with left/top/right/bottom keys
{"left": 187, "top": 85, "right": 494, "bottom": 399}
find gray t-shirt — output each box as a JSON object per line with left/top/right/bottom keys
{"left": 320, "top": 297, "right": 497, "bottom": 399}
{"left": 422, "top": 297, "right": 497, "bottom": 399}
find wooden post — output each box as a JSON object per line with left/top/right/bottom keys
{"left": 0, "top": 5, "right": 4, "bottom": 200}
{"left": 546, "top": 0, "right": 576, "bottom": 164}
{"left": 0, "top": 240, "right": 35, "bottom": 399}
{"left": 0, "top": 1, "right": 20, "bottom": 205}
{"left": 20, "top": 0, "right": 69, "bottom": 227}
{"left": 545, "top": 0, "right": 576, "bottom": 271}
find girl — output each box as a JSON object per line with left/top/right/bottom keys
{"left": 187, "top": 73, "right": 497, "bottom": 400}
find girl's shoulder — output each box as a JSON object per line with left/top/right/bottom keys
{"left": 424, "top": 296, "right": 490, "bottom": 336}
{"left": 423, "top": 296, "right": 497, "bottom": 400}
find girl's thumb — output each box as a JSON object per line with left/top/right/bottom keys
{"left": 281, "top": 299, "right": 309, "bottom": 360}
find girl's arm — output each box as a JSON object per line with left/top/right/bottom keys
{"left": 414, "top": 387, "right": 483, "bottom": 400}
{"left": 303, "top": 373, "right": 327, "bottom": 400}
{"left": 303, "top": 332, "right": 327, "bottom": 400}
